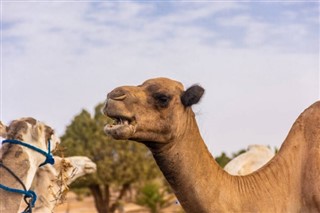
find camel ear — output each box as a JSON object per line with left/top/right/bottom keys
{"left": 181, "top": 85, "right": 205, "bottom": 107}
{"left": 31, "top": 122, "right": 44, "bottom": 140}
{"left": 0, "top": 121, "right": 8, "bottom": 138}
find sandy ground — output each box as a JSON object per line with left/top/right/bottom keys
{"left": 54, "top": 192, "right": 184, "bottom": 213}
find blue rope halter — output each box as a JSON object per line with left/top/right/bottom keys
{"left": 2, "top": 139, "right": 55, "bottom": 166}
{"left": 0, "top": 139, "right": 55, "bottom": 212}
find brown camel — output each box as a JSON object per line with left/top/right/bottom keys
{"left": 0, "top": 117, "right": 60, "bottom": 213}
{"left": 103, "top": 77, "right": 320, "bottom": 213}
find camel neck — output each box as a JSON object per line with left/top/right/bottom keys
{"left": 150, "top": 112, "right": 230, "bottom": 212}
{"left": 33, "top": 195, "right": 55, "bottom": 213}
{"left": 33, "top": 176, "right": 60, "bottom": 212}
{"left": 33, "top": 205, "right": 52, "bottom": 213}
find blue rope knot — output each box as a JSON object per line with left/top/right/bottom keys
{"left": 39, "top": 155, "right": 55, "bottom": 167}
{"left": 0, "top": 183, "right": 37, "bottom": 208}
{"left": 2, "top": 139, "right": 55, "bottom": 167}
{"left": 24, "top": 190, "right": 37, "bottom": 207}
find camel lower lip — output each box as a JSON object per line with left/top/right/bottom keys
{"left": 104, "top": 123, "right": 131, "bottom": 130}
{"left": 85, "top": 168, "right": 96, "bottom": 174}
{"left": 103, "top": 123, "right": 136, "bottom": 139}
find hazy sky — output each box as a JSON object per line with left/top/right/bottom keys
{"left": 1, "top": 1, "right": 319, "bottom": 155}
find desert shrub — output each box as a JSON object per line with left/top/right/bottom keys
{"left": 136, "top": 182, "right": 170, "bottom": 213}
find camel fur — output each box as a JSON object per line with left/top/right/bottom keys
{"left": 102, "top": 77, "right": 320, "bottom": 213}
{"left": 0, "top": 117, "right": 60, "bottom": 213}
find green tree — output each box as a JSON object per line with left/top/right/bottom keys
{"left": 215, "top": 152, "right": 231, "bottom": 168}
{"left": 60, "top": 103, "right": 161, "bottom": 213}
{"left": 215, "top": 149, "right": 247, "bottom": 168}
{"left": 136, "top": 181, "right": 174, "bottom": 213}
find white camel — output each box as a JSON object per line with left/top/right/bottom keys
{"left": 29, "top": 156, "right": 97, "bottom": 213}
{"left": 224, "top": 144, "right": 275, "bottom": 176}
{"left": 0, "top": 118, "right": 60, "bottom": 213}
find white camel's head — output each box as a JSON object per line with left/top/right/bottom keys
{"left": 53, "top": 156, "right": 97, "bottom": 184}
{"left": 31, "top": 156, "right": 97, "bottom": 211}
{"left": 0, "top": 117, "right": 60, "bottom": 155}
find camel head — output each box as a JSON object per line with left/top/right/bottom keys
{"left": 31, "top": 156, "right": 96, "bottom": 210}
{"left": 103, "top": 77, "right": 204, "bottom": 146}
{"left": 54, "top": 156, "right": 97, "bottom": 184}
{"left": 35, "top": 156, "right": 96, "bottom": 187}
{"left": 1, "top": 117, "right": 60, "bottom": 154}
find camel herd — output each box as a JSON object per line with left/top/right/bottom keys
{"left": 1, "top": 77, "right": 319, "bottom": 213}
{"left": 0, "top": 118, "right": 96, "bottom": 212}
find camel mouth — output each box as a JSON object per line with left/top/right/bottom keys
{"left": 104, "top": 115, "right": 137, "bottom": 139}
{"left": 107, "top": 115, "right": 135, "bottom": 128}
{"left": 84, "top": 163, "right": 97, "bottom": 174}
{"left": 112, "top": 116, "right": 133, "bottom": 126}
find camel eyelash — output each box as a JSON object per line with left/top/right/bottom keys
{"left": 153, "top": 93, "right": 172, "bottom": 107}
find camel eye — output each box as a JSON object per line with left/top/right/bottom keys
{"left": 153, "top": 93, "right": 172, "bottom": 108}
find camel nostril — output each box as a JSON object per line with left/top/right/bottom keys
{"left": 111, "top": 94, "right": 127, "bottom": 100}
{"left": 107, "top": 88, "right": 127, "bottom": 101}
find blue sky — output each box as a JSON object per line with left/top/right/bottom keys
{"left": 1, "top": 1, "right": 319, "bottom": 155}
